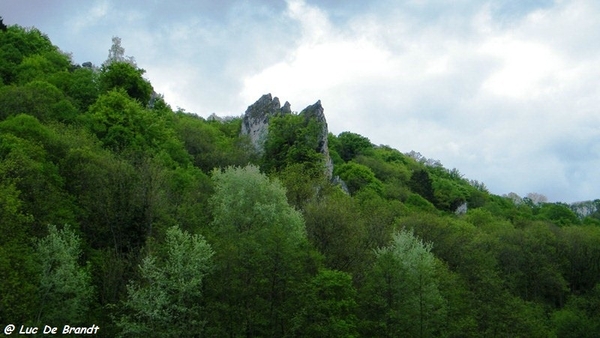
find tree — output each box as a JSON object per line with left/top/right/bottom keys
{"left": 303, "top": 192, "right": 368, "bottom": 276}
{"left": 335, "top": 131, "right": 373, "bottom": 162}
{"left": 0, "top": 181, "right": 37, "bottom": 324}
{"left": 118, "top": 226, "right": 214, "bottom": 337}
{"left": 49, "top": 66, "right": 99, "bottom": 112}
{"left": 36, "top": 224, "right": 94, "bottom": 325}
{"left": 99, "top": 62, "right": 153, "bottom": 104}
{"left": 0, "top": 25, "right": 58, "bottom": 85}
{"left": 0, "top": 81, "right": 78, "bottom": 122}
{"left": 409, "top": 169, "right": 437, "bottom": 205}
{"left": 292, "top": 269, "right": 358, "bottom": 337}
{"left": 538, "top": 203, "right": 580, "bottom": 226}
{"left": 335, "top": 162, "right": 383, "bottom": 195}
{"left": 0, "top": 16, "right": 7, "bottom": 32}
{"left": 103, "top": 36, "right": 136, "bottom": 68}
{"left": 204, "top": 165, "right": 314, "bottom": 337}
{"left": 262, "top": 113, "right": 325, "bottom": 174}
{"left": 0, "top": 117, "right": 76, "bottom": 228}
{"left": 359, "top": 229, "right": 446, "bottom": 338}
{"left": 86, "top": 89, "right": 168, "bottom": 152}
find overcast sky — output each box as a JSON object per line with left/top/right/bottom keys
{"left": 2, "top": 0, "right": 600, "bottom": 203}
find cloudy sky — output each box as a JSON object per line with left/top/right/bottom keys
{"left": 2, "top": 0, "right": 600, "bottom": 203}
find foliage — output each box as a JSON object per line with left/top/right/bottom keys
{"left": 86, "top": 89, "right": 171, "bottom": 153}
{"left": 99, "top": 62, "right": 153, "bottom": 104}
{"left": 0, "top": 81, "right": 78, "bottom": 122}
{"left": 263, "top": 113, "right": 325, "bottom": 174}
{"left": 118, "top": 226, "right": 214, "bottom": 337}
{"left": 204, "top": 165, "right": 314, "bottom": 337}
{"left": 335, "top": 131, "right": 374, "bottom": 162}
{"left": 292, "top": 269, "right": 359, "bottom": 337}
{"left": 335, "top": 161, "right": 383, "bottom": 195}
{"left": 359, "top": 228, "right": 446, "bottom": 337}
{"left": 35, "top": 224, "right": 94, "bottom": 325}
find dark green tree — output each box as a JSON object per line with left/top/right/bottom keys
{"left": 0, "top": 81, "right": 77, "bottom": 122}
{"left": 0, "top": 16, "right": 7, "bottom": 32}
{"left": 292, "top": 269, "right": 358, "bottom": 337}
{"left": 0, "top": 181, "right": 37, "bottom": 324}
{"left": 335, "top": 131, "right": 373, "bottom": 162}
{"left": 263, "top": 113, "right": 325, "bottom": 174}
{"left": 99, "top": 62, "right": 153, "bottom": 104}
{"left": 409, "top": 168, "right": 437, "bottom": 205}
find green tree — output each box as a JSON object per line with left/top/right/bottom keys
{"left": 15, "top": 51, "right": 70, "bottom": 84}
{"left": 335, "top": 131, "right": 373, "bottom": 162}
{"left": 359, "top": 229, "right": 446, "bottom": 338}
{"left": 303, "top": 192, "right": 369, "bottom": 277}
{"left": 335, "top": 161, "right": 383, "bottom": 195}
{"left": 538, "top": 203, "right": 580, "bottom": 226}
{"left": 558, "top": 225, "right": 600, "bottom": 293}
{"left": 49, "top": 67, "right": 99, "bottom": 112}
{"left": 552, "top": 284, "right": 600, "bottom": 337}
{"left": 0, "top": 81, "right": 77, "bottom": 122}
{"left": 118, "top": 226, "right": 214, "bottom": 337}
{"left": 262, "top": 113, "right": 325, "bottom": 174}
{"left": 292, "top": 269, "right": 358, "bottom": 337}
{"left": 0, "top": 16, "right": 7, "bottom": 32}
{"left": 204, "top": 165, "right": 314, "bottom": 337}
{"left": 433, "top": 177, "right": 468, "bottom": 212}
{"left": 36, "top": 224, "right": 94, "bottom": 325}
{"left": 0, "top": 118, "right": 75, "bottom": 228}
{"left": 0, "top": 181, "right": 37, "bottom": 324}
{"left": 173, "top": 113, "right": 253, "bottom": 172}
{"left": 99, "top": 62, "right": 153, "bottom": 104}
{"left": 86, "top": 89, "right": 170, "bottom": 152}
{"left": 409, "top": 168, "right": 437, "bottom": 205}
{"left": 0, "top": 25, "right": 58, "bottom": 85}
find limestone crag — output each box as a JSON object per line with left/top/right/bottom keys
{"left": 241, "top": 93, "right": 290, "bottom": 154}
{"left": 299, "top": 100, "right": 333, "bottom": 178}
{"left": 241, "top": 93, "right": 333, "bottom": 179}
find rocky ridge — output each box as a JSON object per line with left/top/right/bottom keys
{"left": 241, "top": 93, "right": 333, "bottom": 178}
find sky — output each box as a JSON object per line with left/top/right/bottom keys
{"left": 2, "top": 0, "right": 600, "bottom": 203}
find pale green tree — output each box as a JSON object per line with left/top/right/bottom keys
{"left": 360, "top": 228, "right": 446, "bottom": 338}
{"left": 36, "top": 224, "right": 94, "bottom": 325}
{"left": 118, "top": 226, "right": 214, "bottom": 337}
{"left": 204, "top": 165, "right": 314, "bottom": 337}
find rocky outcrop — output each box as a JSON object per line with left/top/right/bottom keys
{"left": 241, "top": 93, "right": 290, "bottom": 154}
{"left": 299, "top": 100, "right": 333, "bottom": 178}
{"left": 241, "top": 93, "right": 333, "bottom": 179}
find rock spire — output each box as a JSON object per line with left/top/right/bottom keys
{"left": 241, "top": 94, "right": 333, "bottom": 178}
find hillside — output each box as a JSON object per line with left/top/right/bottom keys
{"left": 1, "top": 22, "right": 600, "bottom": 337}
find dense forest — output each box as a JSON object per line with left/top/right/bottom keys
{"left": 1, "top": 21, "right": 600, "bottom": 337}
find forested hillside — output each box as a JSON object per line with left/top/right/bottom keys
{"left": 1, "top": 22, "right": 600, "bottom": 337}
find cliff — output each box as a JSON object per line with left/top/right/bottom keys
{"left": 241, "top": 93, "right": 333, "bottom": 178}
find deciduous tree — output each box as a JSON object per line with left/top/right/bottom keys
{"left": 118, "top": 226, "right": 213, "bottom": 337}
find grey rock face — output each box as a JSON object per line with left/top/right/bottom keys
{"left": 241, "top": 94, "right": 334, "bottom": 179}
{"left": 241, "top": 93, "right": 287, "bottom": 154}
{"left": 207, "top": 113, "right": 223, "bottom": 122}
{"left": 299, "top": 100, "right": 333, "bottom": 178}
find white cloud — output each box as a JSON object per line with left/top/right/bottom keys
{"left": 239, "top": 0, "right": 600, "bottom": 202}
{"left": 70, "top": 0, "right": 110, "bottom": 32}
